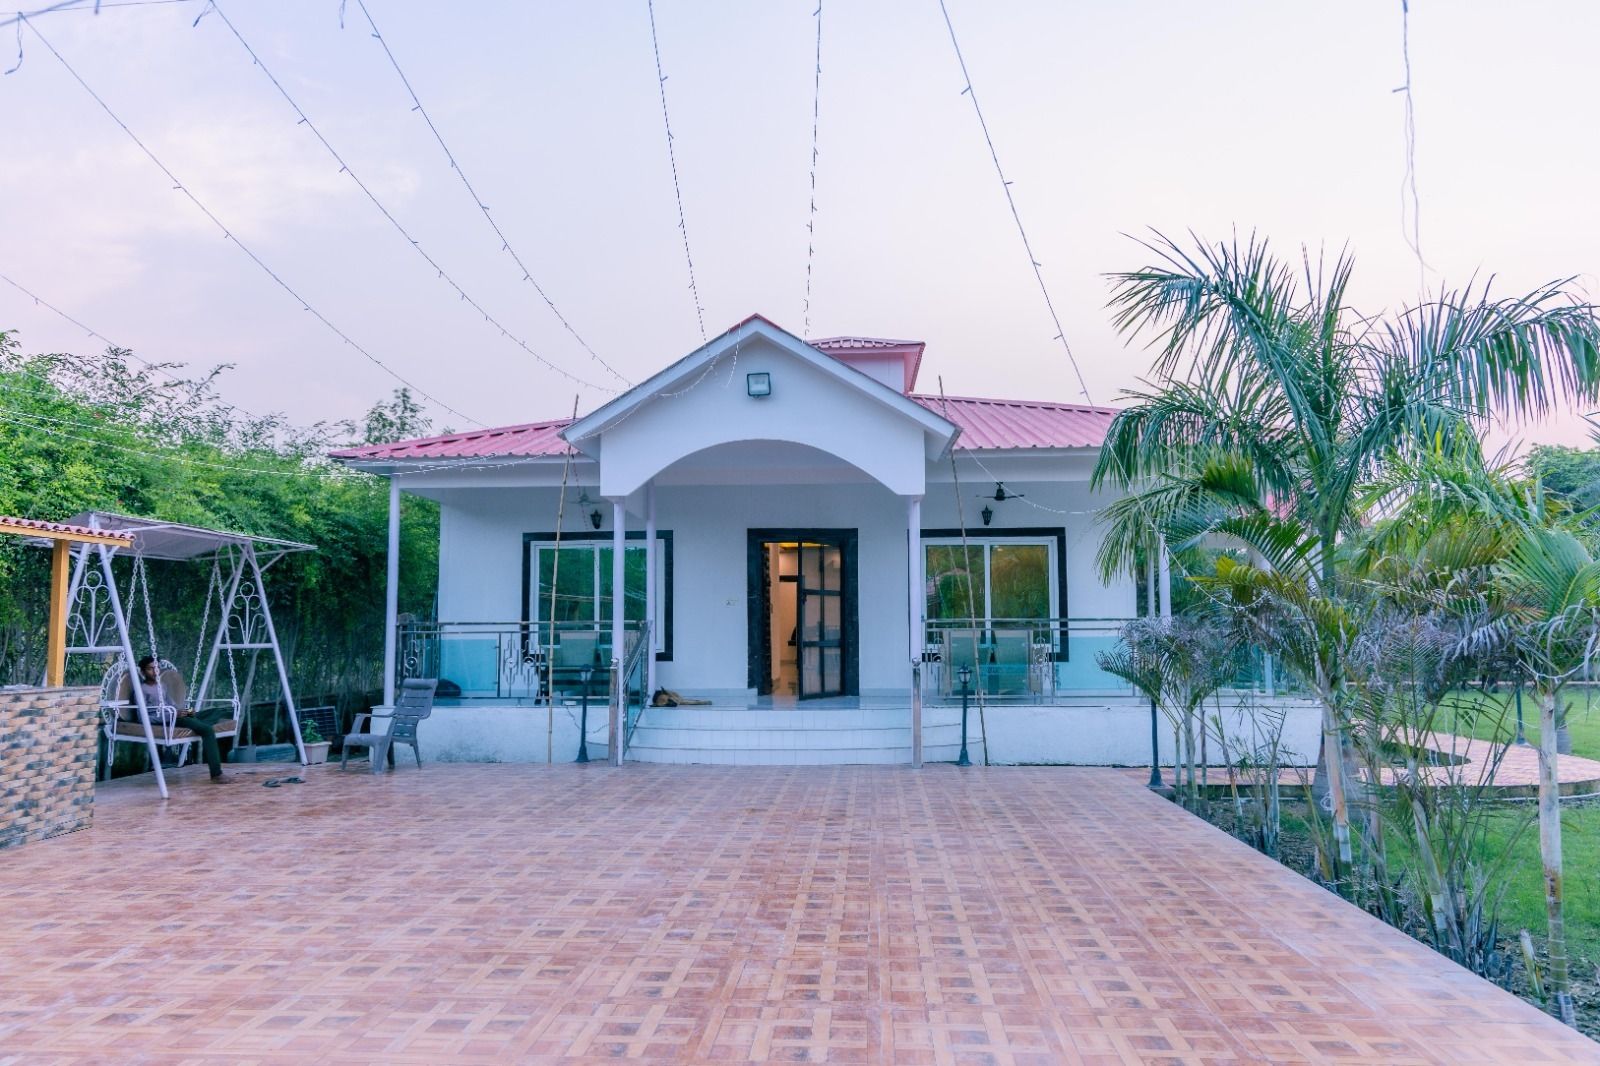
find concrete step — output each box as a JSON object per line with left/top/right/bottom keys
{"left": 624, "top": 704, "right": 986, "bottom": 765}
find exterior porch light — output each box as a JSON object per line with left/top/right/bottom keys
{"left": 576, "top": 664, "right": 595, "bottom": 763}
{"left": 746, "top": 371, "right": 772, "bottom": 398}
{"left": 956, "top": 665, "right": 973, "bottom": 767}
{"left": 579, "top": 492, "right": 603, "bottom": 530}
{"left": 980, "top": 505, "right": 994, "bottom": 526}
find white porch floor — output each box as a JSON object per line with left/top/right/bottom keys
{"left": 419, "top": 692, "right": 1321, "bottom": 767}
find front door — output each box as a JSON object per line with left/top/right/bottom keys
{"left": 748, "top": 529, "right": 857, "bottom": 699}
{"left": 796, "top": 542, "right": 843, "bottom": 698}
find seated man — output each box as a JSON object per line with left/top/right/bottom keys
{"left": 137, "top": 656, "right": 231, "bottom": 784}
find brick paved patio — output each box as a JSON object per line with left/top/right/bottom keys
{"left": 0, "top": 763, "right": 1592, "bottom": 1063}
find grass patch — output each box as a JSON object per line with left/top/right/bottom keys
{"left": 1441, "top": 688, "right": 1600, "bottom": 758}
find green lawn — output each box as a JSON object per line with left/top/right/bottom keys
{"left": 1441, "top": 687, "right": 1600, "bottom": 756}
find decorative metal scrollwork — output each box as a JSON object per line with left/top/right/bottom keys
{"left": 224, "top": 576, "right": 268, "bottom": 646}
{"left": 67, "top": 562, "right": 118, "bottom": 650}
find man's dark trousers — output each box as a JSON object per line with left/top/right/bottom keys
{"left": 175, "top": 706, "right": 229, "bottom": 778}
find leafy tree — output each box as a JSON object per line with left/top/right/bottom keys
{"left": 360, "top": 388, "right": 433, "bottom": 445}
{"left": 0, "top": 330, "right": 438, "bottom": 739}
{"left": 1526, "top": 445, "right": 1600, "bottom": 515}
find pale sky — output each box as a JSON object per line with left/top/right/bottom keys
{"left": 2, "top": 0, "right": 1597, "bottom": 446}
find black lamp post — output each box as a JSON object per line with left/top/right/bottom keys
{"left": 956, "top": 664, "right": 973, "bottom": 767}
{"left": 1148, "top": 697, "right": 1163, "bottom": 787}
{"left": 576, "top": 664, "right": 595, "bottom": 763}
{"left": 1513, "top": 680, "right": 1529, "bottom": 746}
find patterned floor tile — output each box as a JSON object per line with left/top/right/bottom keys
{"left": 0, "top": 762, "right": 1592, "bottom": 1063}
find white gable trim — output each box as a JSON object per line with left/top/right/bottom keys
{"left": 561, "top": 316, "right": 959, "bottom": 457}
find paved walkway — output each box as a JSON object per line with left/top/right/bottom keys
{"left": 0, "top": 764, "right": 1592, "bottom": 1064}
{"left": 1138, "top": 731, "right": 1600, "bottom": 799}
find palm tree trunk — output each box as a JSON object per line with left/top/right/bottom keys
{"left": 1538, "top": 688, "right": 1575, "bottom": 1026}
{"left": 1318, "top": 685, "right": 1353, "bottom": 870}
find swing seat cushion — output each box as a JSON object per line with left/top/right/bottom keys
{"left": 113, "top": 719, "right": 237, "bottom": 741}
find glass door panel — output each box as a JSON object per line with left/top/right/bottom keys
{"left": 796, "top": 541, "right": 844, "bottom": 698}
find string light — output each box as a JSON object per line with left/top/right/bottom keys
{"left": 801, "top": 1, "right": 823, "bottom": 338}
{"left": 348, "top": 0, "right": 629, "bottom": 387}
{"left": 0, "top": 0, "right": 203, "bottom": 30}
{"left": 1397, "top": 0, "right": 1428, "bottom": 293}
{"left": 16, "top": 13, "right": 485, "bottom": 428}
{"left": 201, "top": 2, "right": 614, "bottom": 396}
{"left": 0, "top": 268, "right": 279, "bottom": 426}
{"left": 935, "top": 0, "right": 1090, "bottom": 404}
{"left": 646, "top": 0, "right": 707, "bottom": 342}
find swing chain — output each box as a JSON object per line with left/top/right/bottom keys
{"left": 189, "top": 555, "right": 221, "bottom": 697}
{"left": 132, "top": 548, "right": 159, "bottom": 664}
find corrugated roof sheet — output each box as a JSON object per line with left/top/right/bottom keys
{"left": 0, "top": 516, "right": 136, "bottom": 545}
{"left": 810, "top": 336, "right": 921, "bottom": 350}
{"left": 330, "top": 419, "right": 575, "bottom": 462}
{"left": 331, "top": 396, "right": 1116, "bottom": 463}
{"left": 911, "top": 395, "right": 1118, "bottom": 450}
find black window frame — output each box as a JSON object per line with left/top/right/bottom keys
{"left": 521, "top": 530, "right": 674, "bottom": 661}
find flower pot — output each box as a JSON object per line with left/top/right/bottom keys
{"left": 303, "top": 741, "right": 331, "bottom": 765}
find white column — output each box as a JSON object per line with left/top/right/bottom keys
{"left": 1145, "top": 551, "right": 1157, "bottom": 619}
{"left": 610, "top": 499, "right": 626, "bottom": 668}
{"left": 1158, "top": 541, "right": 1171, "bottom": 614}
{"left": 906, "top": 496, "right": 923, "bottom": 664}
{"left": 383, "top": 477, "right": 401, "bottom": 707}
{"left": 644, "top": 481, "right": 658, "bottom": 696}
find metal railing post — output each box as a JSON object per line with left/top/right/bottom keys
{"left": 910, "top": 660, "right": 923, "bottom": 768}
{"left": 608, "top": 657, "right": 622, "bottom": 767}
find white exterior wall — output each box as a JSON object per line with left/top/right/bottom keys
{"left": 429, "top": 469, "right": 1136, "bottom": 697}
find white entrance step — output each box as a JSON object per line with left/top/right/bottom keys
{"left": 626, "top": 705, "right": 986, "bottom": 766}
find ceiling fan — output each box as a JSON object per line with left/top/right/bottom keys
{"left": 977, "top": 482, "right": 1024, "bottom": 503}
{"left": 976, "top": 483, "right": 1023, "bottom": 526}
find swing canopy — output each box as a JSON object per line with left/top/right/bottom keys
{"left": 63, "top": 512, "right": 314, "bottom": 563}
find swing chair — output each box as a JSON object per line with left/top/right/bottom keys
{"left": 47, "top": 511, "right": 316, "bottom": 799}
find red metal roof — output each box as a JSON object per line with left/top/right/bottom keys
{"left": 331, "top": 395, "right": 1116, "bottom": 463}
{"left": 329, "top": 419, "right": 575, "bottom": 462}
{"left": 911, "top": 395, "right": 1118, "bottom": 450}
{"left": 811, "top": 336, "right": 926, "bottom": 393}
{"left": 0, "top": 516, "right": 136, "bottom": 545}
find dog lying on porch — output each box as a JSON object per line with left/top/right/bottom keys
{"left": 651, "top": 688, "right": 712, "bottom": 707}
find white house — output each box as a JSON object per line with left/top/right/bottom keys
{"left": 333, "top": 314, "right": 1314, "bottom": 766}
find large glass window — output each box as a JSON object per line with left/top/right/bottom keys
{"left": 924, "top": 538, "right": 1056, "bottom": 625}
{"left": 526, "top": 535, "right": 670, "bottom": 655}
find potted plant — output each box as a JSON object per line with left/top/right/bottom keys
{"left": 300, "top": 718, "right": 331, "bottom": 765}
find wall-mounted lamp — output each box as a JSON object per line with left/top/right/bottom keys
{"left": 746, "top": 371, "right": 772, "bottom": 398}
{"left": 977, "top": 483, "right": 1017, "bottom": 527}
{"left": 578, "top": 491, "right": 603, "bottom": 530}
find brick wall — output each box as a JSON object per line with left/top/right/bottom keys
{"left": 0, "top": 686, "right": 100, "bottom": 850}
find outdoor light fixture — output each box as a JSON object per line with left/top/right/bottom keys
{"left": 578, "top": 491, "right": 603, "bottom": 530}
{"left": 956, "top": 665, "right": 973, "bottom": 767}
{"left": 576, "top": 664, "right": 596, "bottom": 763}
{"left": 746, "top": 371, "right": 772, "bottom": 398}
{"left": 977, "top": 484, "right": 1018, "bottom": 527}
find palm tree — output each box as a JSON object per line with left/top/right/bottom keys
{"left": 1480, "top": 526, "right": 1600, "bottom": 1026}
{"left": 1094, "top": 231, "right": 1600, "bottom": 867}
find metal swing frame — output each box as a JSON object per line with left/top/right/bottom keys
{"left": 53, "top": 512, "right": 315, "bottom": 799}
